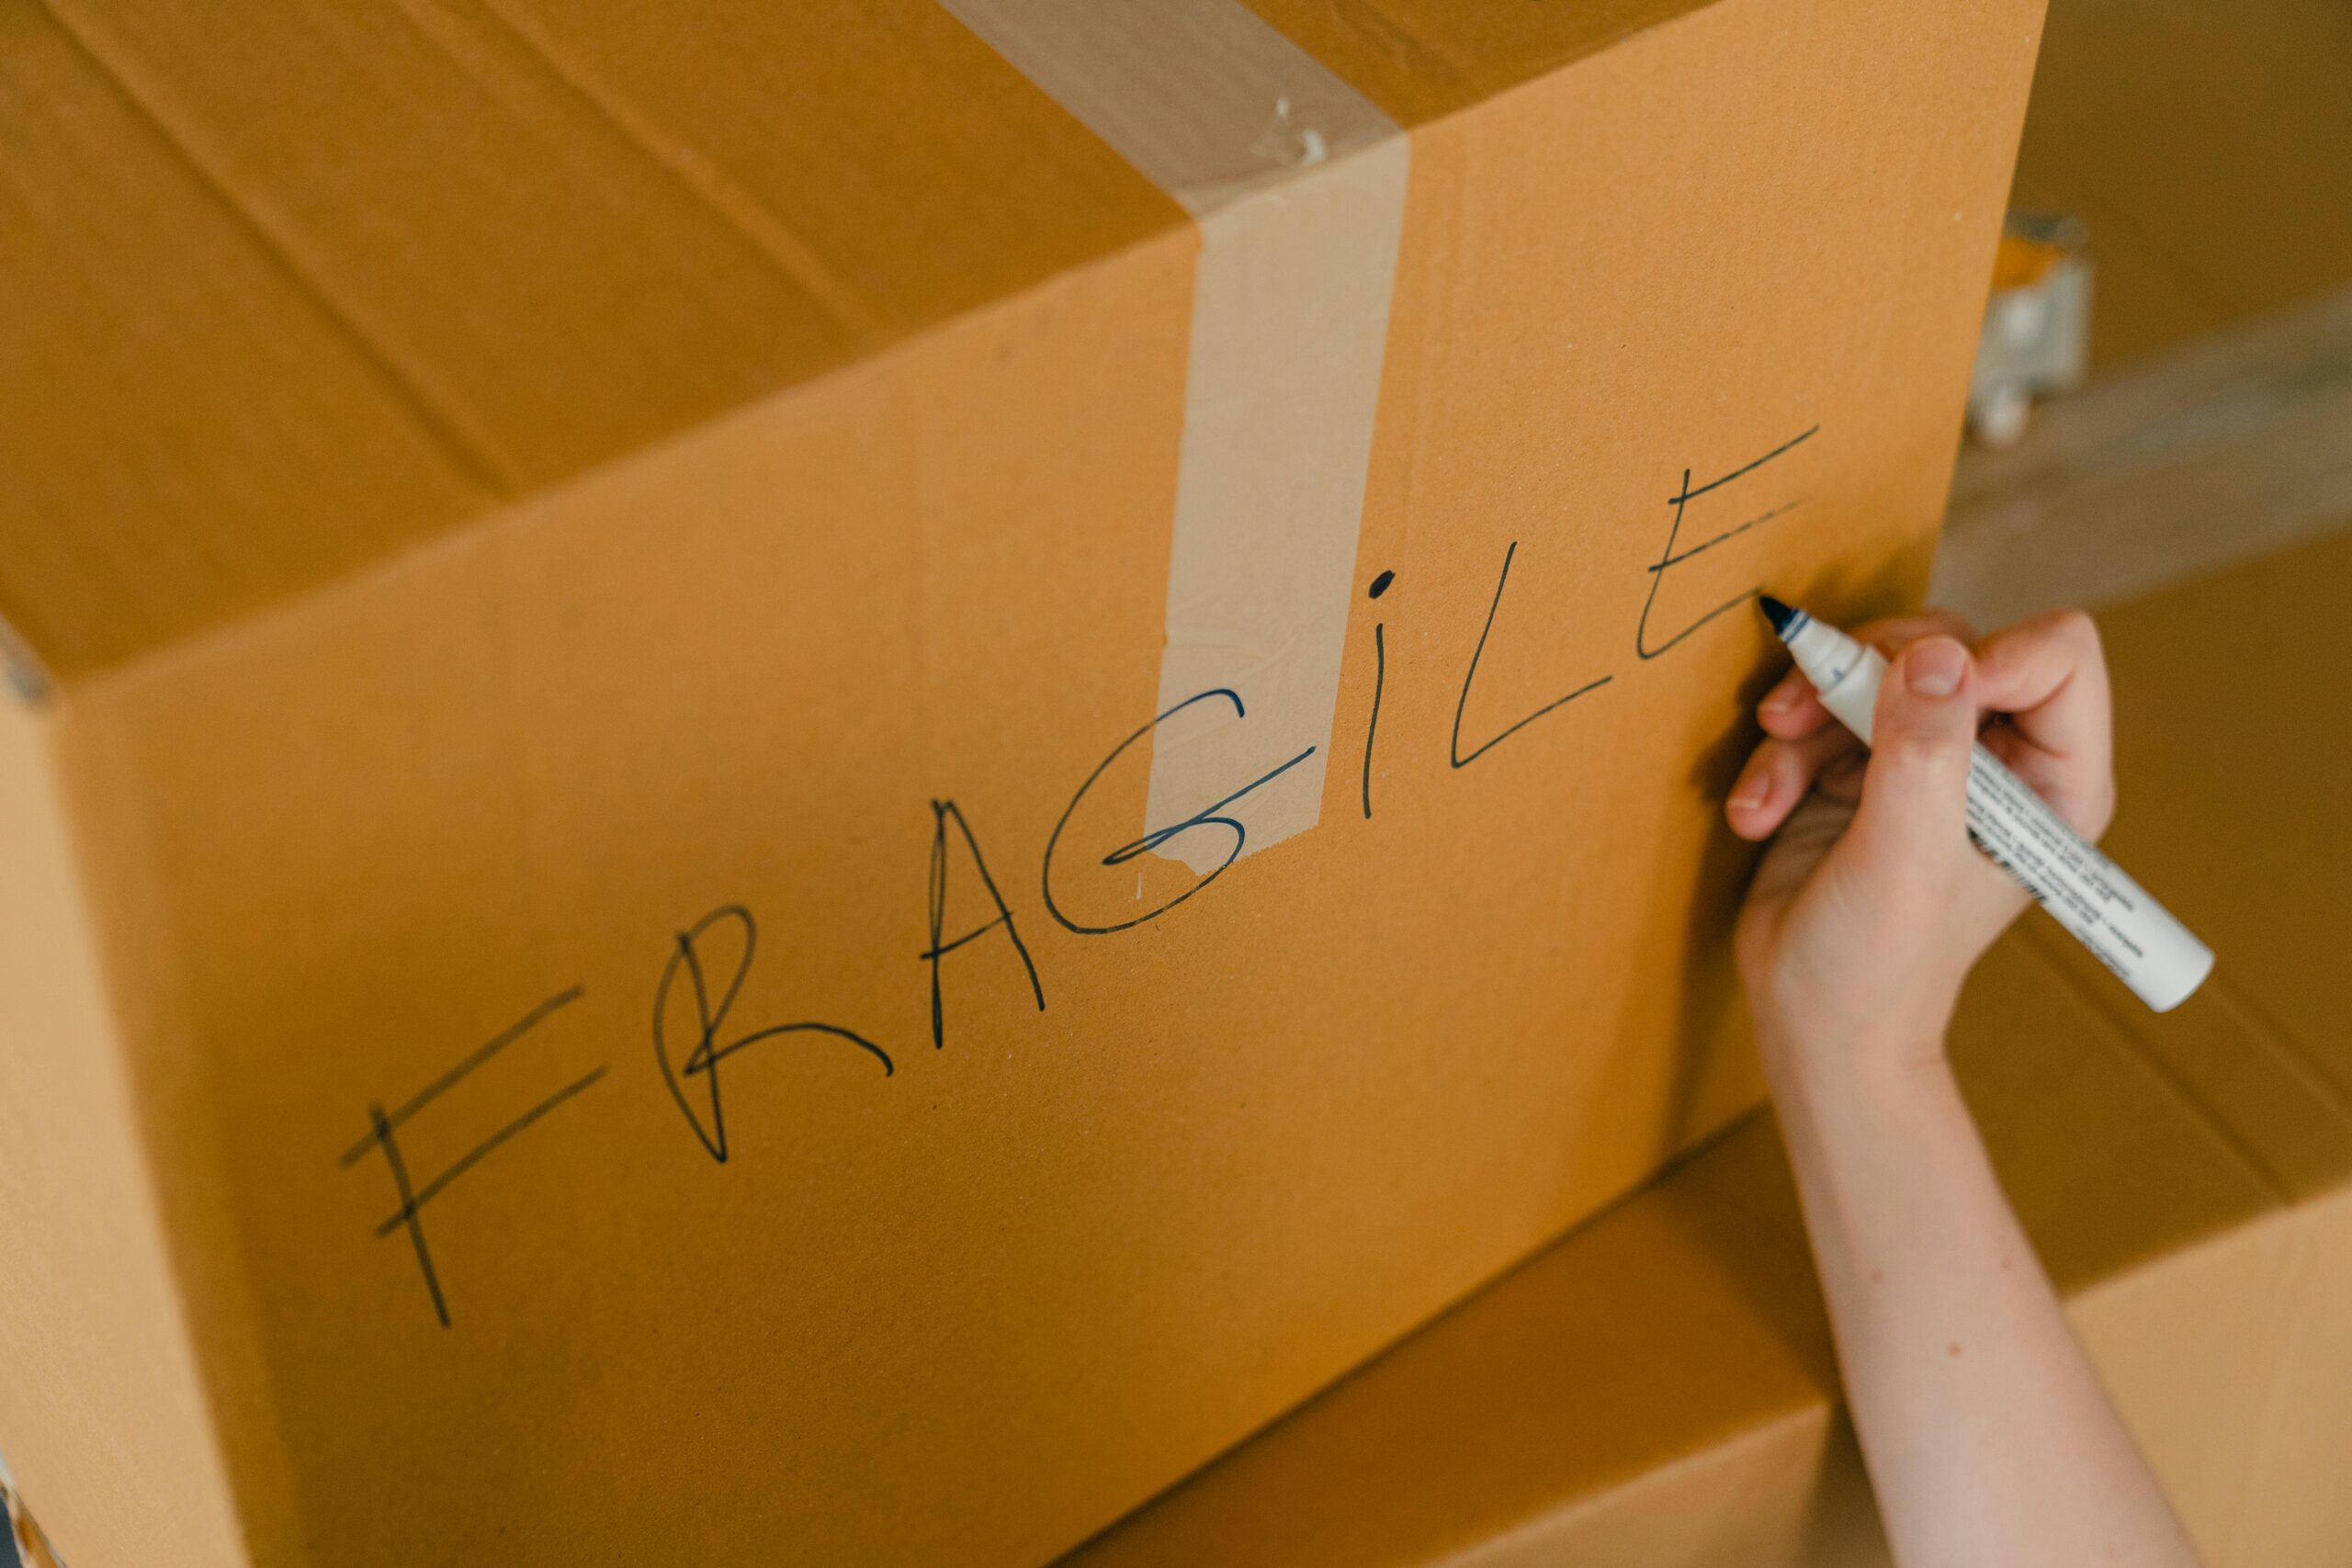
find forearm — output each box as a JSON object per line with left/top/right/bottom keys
{"left": 1763, "top": 1038, "right": 2199, "bottom": 1568}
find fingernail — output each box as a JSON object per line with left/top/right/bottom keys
{"left": 1905, "top": 637, "right": 1966, "bottom": 698}
{"left": 1759, "top": 687, "right": 1797, "bottom": 716}
{"left": 1728, "top": 771, "right": 1770, "bottom": 811}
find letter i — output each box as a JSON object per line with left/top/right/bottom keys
{"left": 1361, "top": 569, "right": 1394, "bottom": 818}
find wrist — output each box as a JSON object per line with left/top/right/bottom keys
{"left": 1758, "top": 1035, "right": 1973, "bottom": 1208}
{"left": 1755, "top": 1016, "right": 1955, "bottom": 1109}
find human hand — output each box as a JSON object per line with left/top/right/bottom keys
{"left": 1724, "top": 608, "right": 2117, "bottom": 1075}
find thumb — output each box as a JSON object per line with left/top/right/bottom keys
{"left": 1844, "top": 636, "right": 1977, "bottom": 874}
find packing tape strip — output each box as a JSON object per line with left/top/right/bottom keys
{"left": 937, "top": 0, "right": 1408, "bottom": 870}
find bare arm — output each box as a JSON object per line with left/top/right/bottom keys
{"left": 1724, "top": 611, "right": 2199, "bottom": 1568}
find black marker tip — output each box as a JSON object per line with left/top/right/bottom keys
{"left": 1757, "top": 593, "right": 1796, "bottom": 635}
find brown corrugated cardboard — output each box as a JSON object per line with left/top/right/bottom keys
{"left": 0, "top": 0, "right": 1179, "bottom": 681}
{"left": 3, "top": 1478, "right": 68, "bottom": 1568}
{"left": 0, "top": 2, "right": 2043, "bottom": 1563}
{"left": 2005, "top": 0, "right": 2352, "bottom": 368}
{"left": 1935, "top": 286, "right": 2352, "bottom": 630}
{"left": 1062, "top": 526, "right": 2352, "bottom": 1568}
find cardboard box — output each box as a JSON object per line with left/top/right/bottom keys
{"left": 2004, "top": 0, "right": 2352, "bottom": 368}
{"left": 0, "top": 1, "right": 2042, "bottom": 1562}
{"left": 1061, "top": 525, "right": 2352, "bottom": 1568}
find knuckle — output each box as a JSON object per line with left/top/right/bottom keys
{"left": 1930, "top": 604, "right": 1979, "bottom": 643}
{"left": 1883, "top": 730, "right": 1966, "bottom": 773}
{"left": 2046, "top": 607, "right": 2102, "bottom": 658}
{"left": 2040, "top": 766, "right": 2116, "bottom": 837}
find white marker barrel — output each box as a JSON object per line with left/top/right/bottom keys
{"left": 1778, "top": 608, "right": 2213, "bottom": 1012}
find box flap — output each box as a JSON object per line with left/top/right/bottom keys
{"left": 1, "top": 0, "right": 1181, "bottom": 682}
